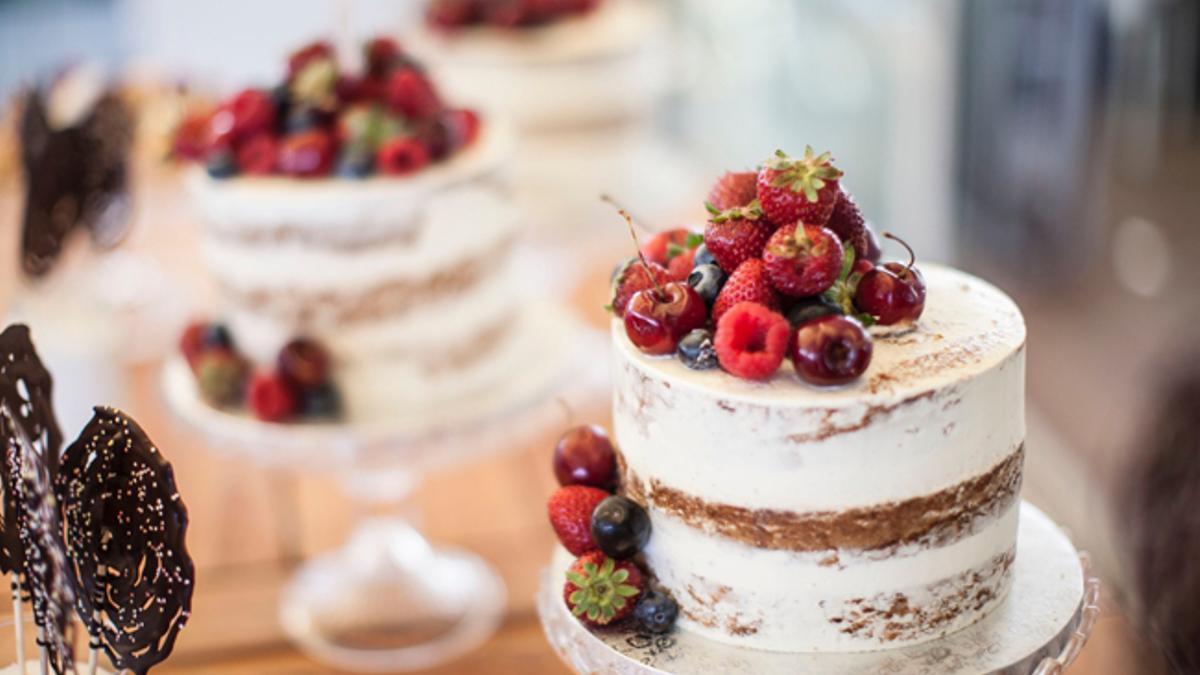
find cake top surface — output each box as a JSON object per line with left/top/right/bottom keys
{"left": 614, "top": 264, "right": 1025, "bottom": 408}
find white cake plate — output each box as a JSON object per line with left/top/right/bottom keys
{"left": 538, "top": 502, "right": 1100, "bottom": 675}
{"left": 163, "top": 304, "right": 607, "bottom": 673}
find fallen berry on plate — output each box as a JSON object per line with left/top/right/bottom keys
{"left": 591, "top": 495, "right": 651, "bottom": 559}
{"left": 564, "top": 552, "right": 644, "bottom": 626}
{"left": 706, "top": 171, "right": 758, "bottom": 211}
{"left": 634, "top": 590, "right": 679, "bottom": 634}
{"left": 714, "top": 301, "right": 790, "bottom": 380}
{"left": 711, "top": 258, "right": 779, "bottom": 324}
{"left": 548, "top": 485, "right": 609, "bottom": 556}
{"left": 247, "top": 371, "right": 298, "bottom": 422}
{"left": 676, "top": 328, "right": 718, "bottom": 370}
{"left": 756, "top": 147, "right": 842, "bottom": 226}
{"left": 855, "top": 233, "right": 926, "bottom": 325}
{"left": 553, "top": 425, "right": 616, "bottom": 489}
{"left": 762, "top": 222, "right": 844, "bottom": 297}
{"left": 791, "top": 315, "right": 873, "bottom": 385}
{"left": 703, "top": 201, "right": 772, "bottom": 273}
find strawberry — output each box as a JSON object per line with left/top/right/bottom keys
{"left": 711, "top": 258, "right": 779, "bottom": 323}
{"left": 756, "top": 147, "right": 843, "bottom": 226}
{"left": 223, "top": 89, "right": 276, "bottom": 143}
{"left": 714, "top": 302, "right": 790, "bottom": 380}
{"left": 825, "top": 188, "right": 874, "bottom": 261}
{"left": 706, "top": 171, "right": 757, "bottom": 211}
{"left": 386, "top": 68, "right": 442, "bottom": 122}
{"left": 666, "top": 248, "right": 696, "bottom": 281}
{"left": 548, "top": 486, "right": 609, "bottom": 556}
{"left": 762, "top": 223, "right": 844, "bottom": 297}
{"left": 703, "top": 201, "right": 772, "bottom": 274}
{"left": 564, "top": 552, "right": 644, "bottom": 626}
{"left": 610, "top": 259, "right": 671, "bottom": 318}
{"left": 640, "top": 229, "right": 700, "bottom": 268}
{"left": 247, "top": 372, "right": 298, "bottom": 422}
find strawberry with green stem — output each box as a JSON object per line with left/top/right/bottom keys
{"left": 564, "top": 552, "right": 644, "bottom": 626}
{"left": 756, "top": 147, "right": 843, "bottom": 226}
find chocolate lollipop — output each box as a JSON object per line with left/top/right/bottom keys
{"left": 56, "top": 408, "right": 193, "bottom": 675}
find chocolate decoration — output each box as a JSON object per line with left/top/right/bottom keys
{"left": 56, "top": 408, "right": 193, "bottom": 675}
{"left": 0, "top": 324, "right": 64, "bottom": 575}
{"left": 18, "top": 86, "right": 133, "bottom": 277}
{"left": 3, "top": 412, "right": 77, "bottom": 674}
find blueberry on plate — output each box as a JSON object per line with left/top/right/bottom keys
{"left": 634, "top": 590, "right": 678, "bottom": 634}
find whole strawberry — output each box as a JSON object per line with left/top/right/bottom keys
{"left": 762, "top": 223, "right": 844, "bottom": 297}
{"left": 825, "top": 188, "right": 874, "bottom": 261}
{"left": 703, "top": 201, "right": 772, "bottom": 274}
{"left": 756, "top": 147, "right": 843, "bottom": 226}
{"left": 640, "top": 229, "right": 700, "bottom": 268}
{"left": 711, "top": 258, "right": 779, "bottom": 323}
{"left": 548, "top": 485, "right": 609, "bottom": 556}
{"left": 706, "top": 171, "right": 757, "bottom": 211}
{"left": 610, "top": 259, "right": 671, "bottom": 318}
{"left": 564, "top": 552, "right": 644, "bottom": 626}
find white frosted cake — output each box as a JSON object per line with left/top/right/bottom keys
{"left": 408, "top": 0, "right": 670, "bottom": 130}
{"left": 611, "top": 264, "right": 1026, "bottom": 652}
{"left": 188, "top": 123, "right": 521, "bottom": 421}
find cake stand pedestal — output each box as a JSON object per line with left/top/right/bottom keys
{"left": 538, "top": 502, "right": 1100, "bottom": 675}
{"left": 164, "top": 306, "right": 605, "bottom": 672}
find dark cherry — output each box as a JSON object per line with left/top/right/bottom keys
{"left": 854, "top": 233, "right": 925, "bottom": 325}
{"left": 278, "top": 338, "right": 331, "bottom": 391}
{"left": 624, "top": 282, "right": 707, "bottom": 356}
{"left": 790, "top": 315, "right": 873, "bottom": 385}
{"left": 552, "top": 425, "right": 616, "bottom": 489}
{"left": 590, "top": 495, "right": 651, "bottom": 559}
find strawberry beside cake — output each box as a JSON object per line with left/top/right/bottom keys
{"left": 544, "top": 147, "right": 1028, "bottom": 653}
{"left": 174, "top": 38, "right": 523, "bottom": 423}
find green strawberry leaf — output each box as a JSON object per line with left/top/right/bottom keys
{"left": 839, "top": 247, "right": 855, "bottom": 281}
{"left": 685, "top": 232, "right": 704, "bottom": 249}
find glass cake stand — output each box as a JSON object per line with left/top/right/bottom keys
{"left": 163, "top": 305, "right": 606, "bottom": 672}
{"left": 537, "top": 502, "right": 1101, "bottom": 675}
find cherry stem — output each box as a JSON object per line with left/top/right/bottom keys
{"left": 602, "top": 195, "right": 667, "bottom": 299}
{"left": 882, "top": 231, "right": 916, "bottom": 271}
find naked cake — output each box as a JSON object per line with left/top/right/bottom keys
{"left": 544, "top": 148, "right": 1027, "bottom": 653}
{"left": 174, "top": 37, "right": 523, "bottom": 423}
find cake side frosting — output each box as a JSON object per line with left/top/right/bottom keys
{"left": 611, "top": 265, "right": 1026, "bottom": 652}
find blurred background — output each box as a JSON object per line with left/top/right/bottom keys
{"left": 1, "top": 0, "right": 1198, "bottom": 672}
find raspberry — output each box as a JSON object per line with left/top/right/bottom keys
{"left": 707, "top": 171, "right": 757, "bottom": 211}
{"left": 376, "top": 137, "right": 430, "bottom": 175}
{"left": 247, "top": 372, "right": 298, "bottom": 422}
{"left": 714, "top": 302, "right": 790, "bottom": 380}
{"left": 711, "top": 258, "right": 778, "bottom": 323}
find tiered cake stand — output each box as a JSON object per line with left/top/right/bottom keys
{"left": 538, "top": 502, "right": 1099, "bottom": 675}
{"left": 164, "top": 305, "right": 605, "bottom": 672}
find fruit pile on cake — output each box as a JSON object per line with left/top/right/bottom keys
{"left": 545, "top": 147, "right": 1028, "bottom": 652}
{"left": 174, "top": 37, "right": 523, "bottom": 423}
{"left": 408, "top": 0, "right": 669, "bottom": 129}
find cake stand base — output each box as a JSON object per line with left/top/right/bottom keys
{"left": 537, "top": 502, "right": 1099, "bottom": 675}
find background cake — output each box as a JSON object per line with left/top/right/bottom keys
{"left": 612, "top": 264, "right": 1026, "bottom": 651}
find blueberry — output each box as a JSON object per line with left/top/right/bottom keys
{"left": 285, "top": 106, "right": 325, "bottom": 134}
{"left": 300, "top": 382, "right": 342, "bottom": 419}
{"left": 677, "top": 329, "right": 717, "bottom": 370}
{"left": 687, "top": 264, "right": 725, "bottom": 305}
{"left": 634, "top": 591, "right": 678, "bottom": 634}
{"left": 205, "top": 149, "right": 238, "bottom": 179}
{"left": 270, "top": 83, "right": 292, "bottom": 126}
{"left": 336, "top": 150, "right": 375, "bottom": 178}
{"left": 201, "top": 323, "right": 234, "bottom": 351}
{"left": 590, "top": 495, "right": 651, "bottom": 559}
{"left": 785, "top": 297, "right": 843, "bottom": 327}
{"left": 692, "top": 243, "right": 716, "bottom": 269}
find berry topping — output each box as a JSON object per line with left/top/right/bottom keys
{"left": 703, "top": 201, "right": 772, "bottom": 273}
{"left": 385, "top": 68, "right": 442, "bottom": 121}
{"left": 278, "top": 338, "right": 331, "bottom": 392}
{"left": 666, "top": 247, "right": 697, "bottom": 281}
{"left": 641, "top": 229, "right": 699, "bottom": 268}
{"left": 590, "top": 495, "right": 651, "bottom": 559}
{"left": 224, "top": 89, "right": 277, "bottom": 142}
{"left": 564, "top": 552, "right": 644, "bottom": 627}
{"left": 195, "top": 350, "right": 248, "bottom": 408}
{"left": 756, "top": 147, "right": 843, "bottom": 226}
{"left": 634, "top": 590, "right": 678, "bottom": 634}
{"left": 376, "top": 137, "right": 431, "bottom": 175}
{"left": 624, "top": 282, "right": 707, "bottom": 355}
{"left": 277, "top": 129, "right": 336, "bottom": 177}
{"left": 610, "top": 259, "right": 671, "bottom": 319}
{"left": 299, "top": 382, "right": 342, "bottom": 419}
{"left": 706, "top": 171, "right": 758, "bottom": 212}
{"left": 711, "top": 258, "right": 779, "bottom": 324}
{"left": 714, "top": 302, "right": 790, "bottom": 380}
{"left": 364, "top": 37, "right": 402, "bottom": 79}
{"left": 553, "top": 425, "right": 616, "bottom": 489}
{"left": 548, "top": 485, "right": 609, "bottom": 556}
{"left": 686, "top": 263, "right": 726, "bottom": 306}
{"left": 790, "top": 315, "right": 873, "bottom": 385}
{"left": 247, "top": 371, "right": 298, "bottom": 422}
{"left": 762, "top": 222, "right": 844, "bottom": 297}
{"left": 676, "top": 328, "right": 718, "bottom": 370}
{"left": 824, "top": 188, "right": 875, "bottom": 261}
{"left": 784, "top": 296, "right": 843, "bottom": 327}
{"left": 854, "top": 233, "right": 926, "bottom": 325}
{"left": 235, "top": 134, "right": 278, "bottom": 175}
